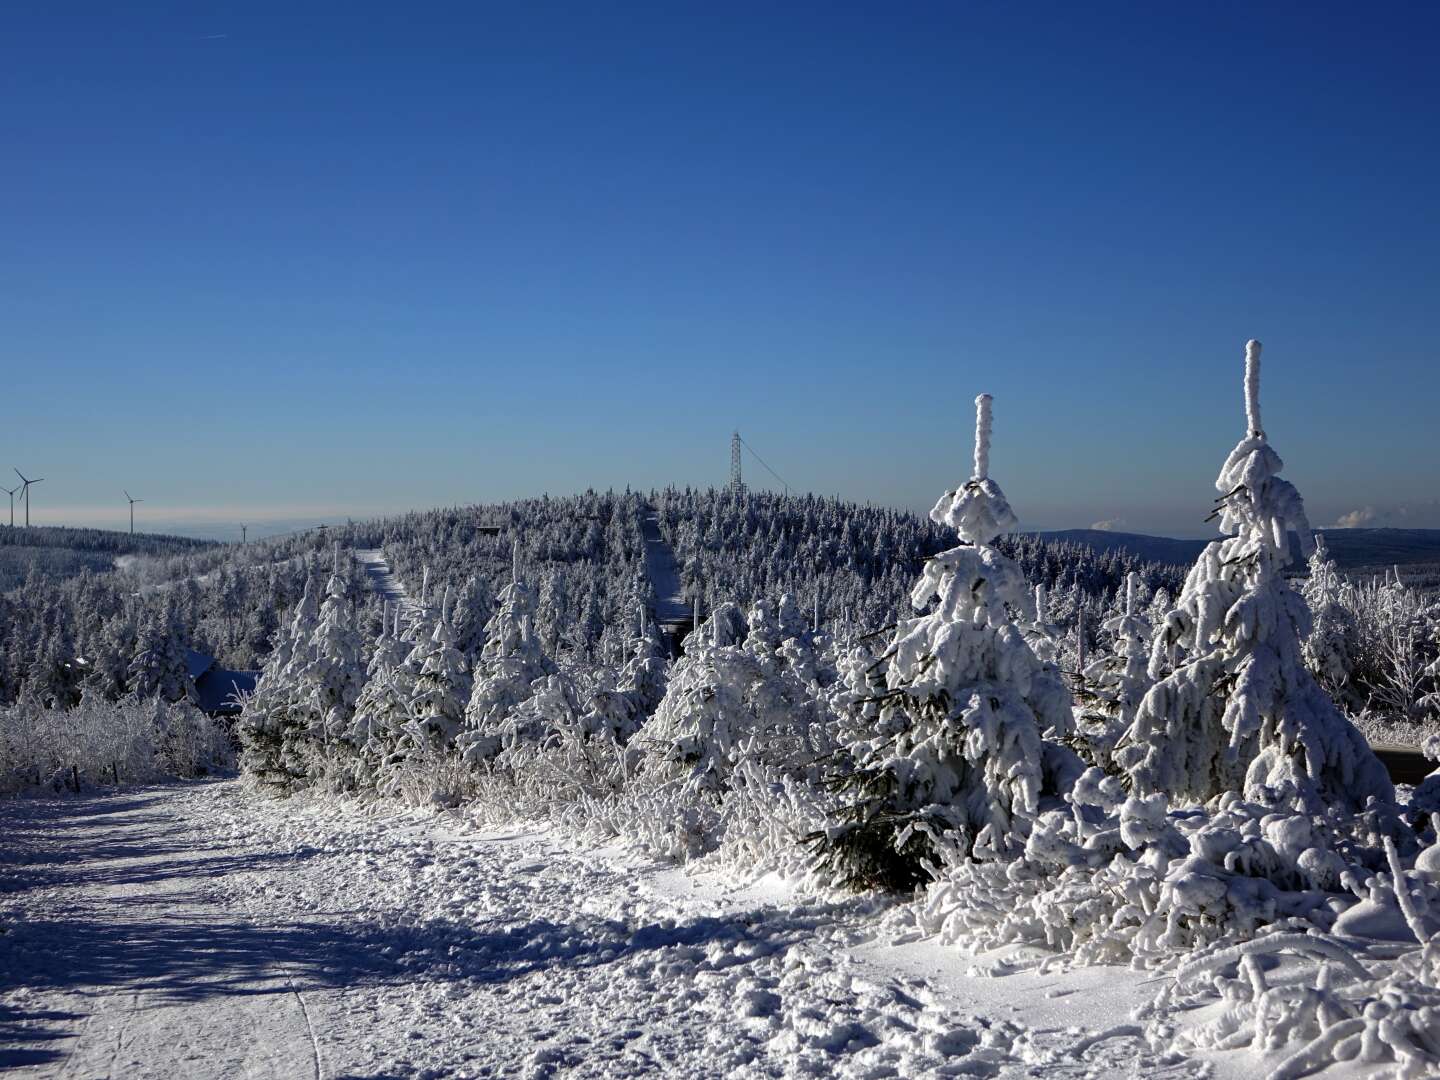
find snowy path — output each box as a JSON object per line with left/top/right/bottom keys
{"left": 0, "top": 783, "right": 1226, "bottom": 1079}
{"left": 354, "top": 548, "right": 421, "bottom": 616}
{"left": 638, "top": 510, "right": 687, "bottom": 625}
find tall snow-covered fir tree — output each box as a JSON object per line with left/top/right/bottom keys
{"left": 814, "top": 394, "right": 1080, "bottom": 891}
{"left": 238, "top": 574, "right": 321, "bottom": 789}
{"left": 1300, "top": 534, "right": 1358, "bottom": 704}
{"left": 1075, "top": 571, "right": 1153, "bottom": 767}
{"left": 401, "top": 587, "right": 471, "bottom": 754}
{"left": 458, "top": 577, "right": 553, "bottom": 763}
{"left": 347, "top": 602, "right": 413, "bottom": 784}
{"left": 129, "top": 607, "right": 194, "bottom": 704}
{"left": 296, "top": 549, "right": 367, "bottom": 752}
{"left": 1116, "top": 341, "right": 1392, "bottom": 812}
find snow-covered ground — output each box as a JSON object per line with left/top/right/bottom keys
{"left": 354, "top": 548, "right": 421, "bottom": 616}
{"left": 0, "top": 781, "right": 1268, "bottom": 1079}
{"left": 639, "top": 510, "right": 688, "bottom": 626}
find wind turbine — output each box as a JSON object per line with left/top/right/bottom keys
{"left": 1, "top": 484, "right": 17, "bottom": 527}
{"left": 14, "top": 469, "right": 43, "bottom": 528}
{"left": 124, "top": 490, "right": 142, "bottom": 535}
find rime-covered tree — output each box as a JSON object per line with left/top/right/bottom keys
{"left": 237, "top": 575, "right": 321, "bottom": 789}
{"left": 402, "top": 589, "right": 471, "bottom": 753}
{"left": 1300, "top": 534, "right": 1358, "bottom": 704}
{"left": 296, "top": 551, "right": 367, "bottom": 754}
{"left": 348, "top": 603, "right": 413, "bottom": 784}
{"left": 1075, "top": 571, "right": 1152, "bottom": 769}
{"left": 129, "top": 609, "right": 194, "bottom": 704}
{"left": 450, "top": 575, "right": 494, "bottom": 659}
{"left": 618, "top": 613, "right": 670, "bottom": 717}
{"left": 1116, "top": 341, "right": 1392, "bottom": 812}
{"left": 86, "top": 609, "right": 139, "bottom": 701}
{"left": 814, "top": 394, "right": 1080, "bottom": 891}
{"left": 639, "top": 599, "right": 834, "bottom": 792}
{"left": 458, "top": 578, "right": 552, "bottom": 763}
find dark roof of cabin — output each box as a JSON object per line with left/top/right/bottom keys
{"left": 194, "top": 667, "right": 257, "bottom": 715}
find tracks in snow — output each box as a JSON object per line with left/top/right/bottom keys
{"left": 0, "top": 782, "right": 1219, "bottom": 1079}
{"left": 353, "top": 548, "right": 421, "bottom": 617}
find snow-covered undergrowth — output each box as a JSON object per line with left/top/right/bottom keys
{"left": 0, "top": 695, "right": 233, "bottom": 795}
{"left": 225, "top": 342, "right": 1440, "bottom": 1080}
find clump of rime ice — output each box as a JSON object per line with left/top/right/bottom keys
{"left": 1117, "top": 341, "right": 1392, "bottom": 813}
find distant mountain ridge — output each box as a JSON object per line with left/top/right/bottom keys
{"left": 1035, "top": 527, "right": 1440, "bottom": 573}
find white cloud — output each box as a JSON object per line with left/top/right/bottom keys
{"left": 1090, "top": 518, "right": 1127, "bottom": 532}
{"left": 1335, "top": 506, "right": 1384, "bottom": 529}
{"left": 1331, "top": 503, "right": 1440, "bottom": 529}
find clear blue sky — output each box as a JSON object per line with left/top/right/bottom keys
{"left": 3, "top": 2, "right": 1437, "bottom": 539}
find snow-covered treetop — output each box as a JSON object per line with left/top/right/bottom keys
{"left": 1244, "top": 338, "right": 1263, "bottom": 437}
{"left": 973, "top": 392, "right": 993, "bottom": 480}
{"left": 930, "top": 394, "right": 1018, "bottom": 547}
{"left": 1214, "top": 340, "right": 1313, "bottom": 567}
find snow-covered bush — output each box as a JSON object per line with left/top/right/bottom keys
{"left": 1117, "top": 341, "right": 1392, "bottom": 814}
{"left": 813, "top": 394, "right": 1080, "bottom": 891}
{"left": 1145, "top": 837, "right": 1440, "bottom": 1079}
{"left": 0, "top": 694, "right": 233, "bottom": 794}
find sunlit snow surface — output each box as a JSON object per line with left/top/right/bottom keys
{"left": 0, "top": 780, "right": 1258, "bottom": 1079}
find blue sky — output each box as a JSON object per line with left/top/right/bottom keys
{"left": 3, "top": 2, "right": 1437, "bottom": 539}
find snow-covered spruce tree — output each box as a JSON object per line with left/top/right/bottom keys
{"left": 86, "top": 609, "right": 138, "bottom": 701}
{"left": 129, "top": 609, "right": 195, "bottom": 704}
{"left": 296, "top": 550, "right": 367, "bottom": 752}
{"left": 1300, "top": 534, "right": 1359, "bottom": 705}
{"left": 617, "top": 614, "right": 670, "bottom": 719}
{"left": 638, "top": 598, "right": 836, "bottom": 794}
{"left": 348, "top": 603, "right": 412, "bottom": 786}
{"left": 238, "top": 575, "right": 321, "bottom": 789}
{"left": 457, "top": 578, "right": 553, "bottom": 764}
{"left": 1116, "top": 341, "right": 1392, "bottom": 812}
{"left": 813, "top": 394, "right": 1080, "bottom": 891}
{"left": 398, "top": 588, "right": 471, "bottom": 754}
{"left": 1075, "top": 571, "right": 1153, "bottom": 769}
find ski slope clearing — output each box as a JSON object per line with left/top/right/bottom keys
{"left": 354, "top": 547, "right": 420, "bottom": 615}
{"left": 639, "top": 509, "right": 688, "bottom": 625}
{"left": 0, "top": 781, "right": 1254, "bottom": 1080}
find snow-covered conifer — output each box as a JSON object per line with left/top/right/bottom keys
{"left": 238, "top": 575, "right": 321, "bottom": 789}
{"left": 458, "top": 579, "right": 552, "bottom": 763}
{"left": 814, "top": 394, "right": 1080, "bottom": 891}
{"left": 129, "top": 609, "right": 194, "bottom": 704}
{"left": 1076, "top": 571, "right": 1153, "bottom": 766}
{"left": 639, "top": 600, "right": 833, "bottom": 793}
{"left": 297, "top": 549, "right": 367, "bottom": 750}
{"left": 1116, "top": 341, "right": 1392, "bottom": 812}
{"left": 348, "top": 603, "right": 412, "bottom": 784}
{"left": 1301, "top": 534, "right": 1358, "bottom": 703}
{"left": 401, "top": 588, "right": 471, "bottom": 753}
